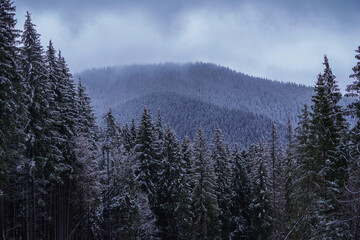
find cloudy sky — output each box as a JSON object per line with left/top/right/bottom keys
{"left": 14, "top": 0, "right": 360, "bottom": 89}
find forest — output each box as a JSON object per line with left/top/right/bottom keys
{"left": 1, "top": 1, "right": 360, "bottom": 239}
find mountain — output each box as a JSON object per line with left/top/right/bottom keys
{"left": 111, "top": 92, "right": 274, "bottom": 147}
{"left": 77, "top": 62, "right": 314, "bottom": 147}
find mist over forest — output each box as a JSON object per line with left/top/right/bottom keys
{"left": 1, "top": 0, "right": 360, "bottom": 240}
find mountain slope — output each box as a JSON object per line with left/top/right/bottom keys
{"left": 78, "top": 62, "right": 314, "bottom": 124}
{"left": 111, "top": 92, "right": 277, "bottom": 147}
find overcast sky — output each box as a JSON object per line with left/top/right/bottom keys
{"left": 14, "top": 0, "right": 360, "bottom": 90}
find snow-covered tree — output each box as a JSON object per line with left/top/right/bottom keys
{"left": 135, "top": 108, "right": 161, "bottom": 211}
{"left": 268, "top": 122, "right": 286, "bottom": 239}
{"left": 0, "top": 1, "right": 27, "bottom": 238}
{"left": 192, "top": 127, "right": 220, "bottom": 240}
{"left": 345, "top": 45, "right": 360, "bottom": 239}
{"left": 211, "top": 125, "right": 232, "bottom": 239}
{"left": 156, "top": 126, "right": 192, "bottom": 239}
{"left": 310, "top": 56, "right": 348, "bottom": 239}
{"left": 229, "top": 144, "right": 252, "bottom": 239}
{"left": 250, "top": 139, "right": 272, "bottom": 240}
{"left": 283, "top": 117, "right": 296, "bottom": 233}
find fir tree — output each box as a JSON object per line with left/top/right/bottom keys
{"left": 77, "top": 78, "right": 97, "bottom": 143}
{"left": 283, "top": 117, "right": 296, "bottom": 234}
{"left": 135, "top": 108, "right": 160, "bottom": 212}
{"left": 268, "top": 122, "right": 285, "bottom": 239}
{"left": 345, "top": 45, "right": 360, "bottom": 239}
{"left": 0, "top": 1, "right": 27, "bottom": 238}
{"left": 250, "top": 139, "right": 272, "bottom": 240}
{"left": 310, "top": 56, "right": 348, "bottom": 238}
{"left": 229, "top": 144, "right": 252, "bottom": 239}
{"left": 211, "top": 125, "right": 232, "bottom": 239}
{"left": 192, "top": 127, "right": 220, "bottom": 240}
{"left": 157, "top": 126, "right": 192, "bottom": 239}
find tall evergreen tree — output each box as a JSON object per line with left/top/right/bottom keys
{"left": 250, "top": 139, "right": 273, "bottom": 239}
{"left": 250, "top": 139, "right": 272, "bottom": 240}
{"left": 345, "top": 45, "right": 360, "bottom": 239}
{"left": 211, "top": 125, "right": 232, "bottom": 239}
{"left": 100, "top": 108, "right": 122, "bottom": 239}
{"left": 310, "top": 56, "right": 348, "bottom": 238}
{"left": 192, "top": 127, "right": 220, "bottom": 240}
{"left": 229, "top": 144, "right": 252, "bottom": 239}
{"left": 135, "top": 108, "right": 160, "bottom": 214}
{"left": 0, "top": 1, "right": 27, "bottom": 238}
{"left": 156, "top": 126, "right": 192, "bottom": 239}
{"left": 283, "top": 117, "right": 296, "bottom": 234}
{"left": 268, "top": 122, "right": 285, "bottom": 239}
{"left": 20, "top": 12, "right": 58, "bottom": 240}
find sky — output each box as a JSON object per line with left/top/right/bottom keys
{"left": 14, "top": 0, "right": 360, "bottom": 90}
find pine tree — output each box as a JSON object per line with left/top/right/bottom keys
{"left": 250, "top": 139, "right": 272, "bottom": 240}
{"left": 181, "top": 136, "right": 194, "bottom": 190}
{"left": 130, "top": 118, "right": 137, "bottom": 147}
{"left": 229, "top": 144, "right": 252, "bottom": 239}
{"left": 77, "top": 78, "right": 97, "bottom": 143}
{"left": 100, "top": 108, "right": 122, "bottom": 239}
{"left": 283, "top": 117, "right": 296, "bottom": 234}
{"left": 156, "top": 126, "right": 192, "bottom": 239}
{"left": 310, "top": 56, "right": 348, "bottom": 238}
{"left": 135, "top": 108, "right": 160, "bottom": 213}
{"left": 268, "top": 122, "right": 285, "bottom": 239}
{"left": 20, "top": 12, "right": 60, "bottom": 239}
{"left": 71, "top": 132, "right": 101, "bottom": 240}
{"left": 287, "top": 104, "right": 318, "bottom": 239}
{"left": 122, "top": 123, "right": 133, "bottom": 152}
{"left": 345, "top": 45, "right": 360, "bottom": 239}
{"left": 0, "top": 1, "right": 27, "bottom": 238}
{"left": 192, "top": 127, "right": 220, "bottom": 240}
{"left": 211, "top": 125, "right": 232, "bottom": 239}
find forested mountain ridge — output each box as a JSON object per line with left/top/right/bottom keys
{"left": 111, "top": 92, "right": 277, "bottom": 148}
{"left": 2, "top": 1, "right": 360, "bottom": 239}
{"left": 78, "top": 62, "right": 314, "bottom": 124}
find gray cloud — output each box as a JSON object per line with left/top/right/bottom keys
{"left": 14, "top": 0, "right": 360, "bottom": 90}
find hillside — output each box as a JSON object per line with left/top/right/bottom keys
{"left": 78, "top": 62, "right": 314, "bottom": 123}
{"left": 78, "top": 62, "right": 314, "bottom": 146}
{"left": 111, "top": 92, "right": 276, "bottom": 147}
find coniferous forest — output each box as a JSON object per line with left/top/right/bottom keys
{"left": 1, "top": 1, "right": 360, "bottom": 239}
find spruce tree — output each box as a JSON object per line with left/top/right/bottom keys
{"left": 156, "top": 126, "right": 192, "bottom": 239}
{"left": 100, "top": 108, "right": 122, "bottom": 239}
{"left": 192, "top": 127, "right": 220, "bottom": 239}
{"left": 211, "top": 125, "right": 232, "bottom": 239}
{"left": 229, "top": 144, "right": 252, "bottom": 239}
{"left": 250, "top": 139, "right": 272, "bottom": 240}
{"left": 268, "top": 122, "right": 285, "bottom": 239}
{"left": 345, "top": 45, "right": 360, "bottom": 239}
{"left": 135, "top": 108, "right": 160, "bottom": 212}
{"left": 283, "top": 117, "right": 296, "bottom": 234}
{"left": 0, "top": 1, "right": 27, "bottom": 238}
{"left": 310, "top": 56, "right": 348, "bottom": 238}
{"left": 20, "top": 12, "right": 59, "bottom": 239}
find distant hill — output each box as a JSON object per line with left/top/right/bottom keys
{"left": 111, "top": 92, "right": 275, "bottom": 147}
{"left": 77, "top": 62, "right": 315, "bottom": 147}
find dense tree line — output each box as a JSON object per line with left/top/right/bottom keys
{"left": 1, "top": 1, "right": 360, "bottom": 239}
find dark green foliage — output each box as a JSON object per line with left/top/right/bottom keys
{"left": 157, "top": 126, "right": 192, "bottom": 239}
{"left": 135, "top": 108, "right": 160, "bottom": 199}
{"left": 310, "top": 56, "right": 348, "bottom": 239}
{"left": 211, "top": 125, "right": 232, "bottom": 239}
{"left": 112, "top": 92, "right": 276, "bottom": 149}
{"left": 249, "top": 140, "right": 272, "bottom": 240}
{"left": 229, "top": 144, "right": 252, "bottom": 239}
{"left": 345, "top": 45, "right": 360, "bottom": 239}
{"left": 192, "top": 127, "right": 220, "bottom": 240}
